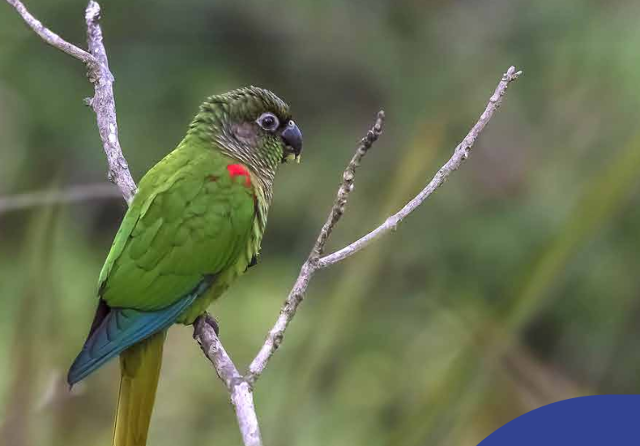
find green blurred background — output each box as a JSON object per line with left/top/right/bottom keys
{"left": 2, "top": 0, "right": 640, "bottom": 445}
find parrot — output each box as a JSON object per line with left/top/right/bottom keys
{"left": 67, "top": 86, "right": 302, "bottom": 446}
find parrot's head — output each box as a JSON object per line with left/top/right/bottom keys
{"left": 191, "top": 86, "right": 302, "bottom": 183}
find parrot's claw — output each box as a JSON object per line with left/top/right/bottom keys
{"left": 195, "top": 312, "right": 220, "bottom": 337}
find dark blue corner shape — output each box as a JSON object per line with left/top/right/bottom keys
{"left": 479, "top": 395, "right": 640, "bottom": 446}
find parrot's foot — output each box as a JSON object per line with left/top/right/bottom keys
{"left": 194, "top": 312, "right": 220, "bottom": 337}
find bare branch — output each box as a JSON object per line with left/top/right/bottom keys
{"left": 194, "top": 316, "right": 263, "bottom": 446}
{"left": 5, "top": 0, "right": 97, "bottom": 65}
{"left": 318, "top": 66, "right": 522, "bottom": 268}
{"left": 0, "top": 183, "right": 120, "bottom": 214}
{"left": 312, "top": 111, "right": 386, "bottom": 259}
{"left": 85, "top": 1, "right": 137, "bottom": 203}
{"left": 245, "top": 67, "right": 521, "bottom": 384}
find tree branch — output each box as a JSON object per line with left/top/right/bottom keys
{"left": 194, "top": 317, "right": 262, "bottom": 446}
{"left": 245, "top": 66, "right": 521, "bottom": 384}
{"left": 84, "top": 1, "right": 137, "bottom": 203}
{"left": 318, "top": 66, "right": 522, "bottom": 268}
{"left": 0, "top": 183, "right": 120, "bottom": 214}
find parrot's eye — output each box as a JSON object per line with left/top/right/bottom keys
{"left": 257, "top": 112, "right": 279, "bottom": 132}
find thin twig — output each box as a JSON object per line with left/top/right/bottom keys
{"left": 312, "top": 111, "right": 386, "bottom": 259}
{"left": 0, "top": 184, "right": 120, "bottom": 214}
{"left": 5, "top": 0, "right": 97, "bottom": 64}
{"left": 246, "top": 111, "right": 385, "bottom": 384}
{"left": 318, "top": 66, "right": 523, "bottom": 267}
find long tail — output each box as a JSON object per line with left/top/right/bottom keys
{"left": 113, "top": 330, "right": 167, "bottom": 446}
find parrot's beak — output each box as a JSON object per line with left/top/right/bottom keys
{"left": 281, "top": 120, "right": 302, "bottom": 163}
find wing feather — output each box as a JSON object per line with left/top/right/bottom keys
{"left": 99, "top": 148, "right": 256, "bottom": 311}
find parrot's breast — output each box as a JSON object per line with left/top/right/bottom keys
{"left": 174, "top": 157, "right": 267, "bottom": 325}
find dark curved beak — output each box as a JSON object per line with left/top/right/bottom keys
{"left": 281, "top": 120, "right": 303, "bottom": 163}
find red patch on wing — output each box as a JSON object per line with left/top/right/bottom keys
{"left": 227, "top": 164, "right": 252, "bottom": 187}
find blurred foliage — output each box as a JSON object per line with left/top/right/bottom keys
{"left": 2, "top": 0, "right": 640, "bottom": 445}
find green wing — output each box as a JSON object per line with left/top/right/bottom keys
{"left": 98, "top": 146, "right": 256, "bottom": 311}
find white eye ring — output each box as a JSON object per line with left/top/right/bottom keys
{"left": 257, "top": 112, "right": 280, "bottom": 132}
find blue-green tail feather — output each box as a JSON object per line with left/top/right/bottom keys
{"left": 67, "top": 277, "right": 213, "bottom": 386}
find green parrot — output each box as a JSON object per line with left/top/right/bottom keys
{"left": 67, "top": 87, "right": 302, "bottom": 446}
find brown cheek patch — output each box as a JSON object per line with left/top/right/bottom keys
{"left": 231, "top": 122, "right": 259, "bottom": 146}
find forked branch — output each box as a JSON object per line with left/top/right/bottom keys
{"left": 246, "top": 67, "right": 521, "bottom": 383}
